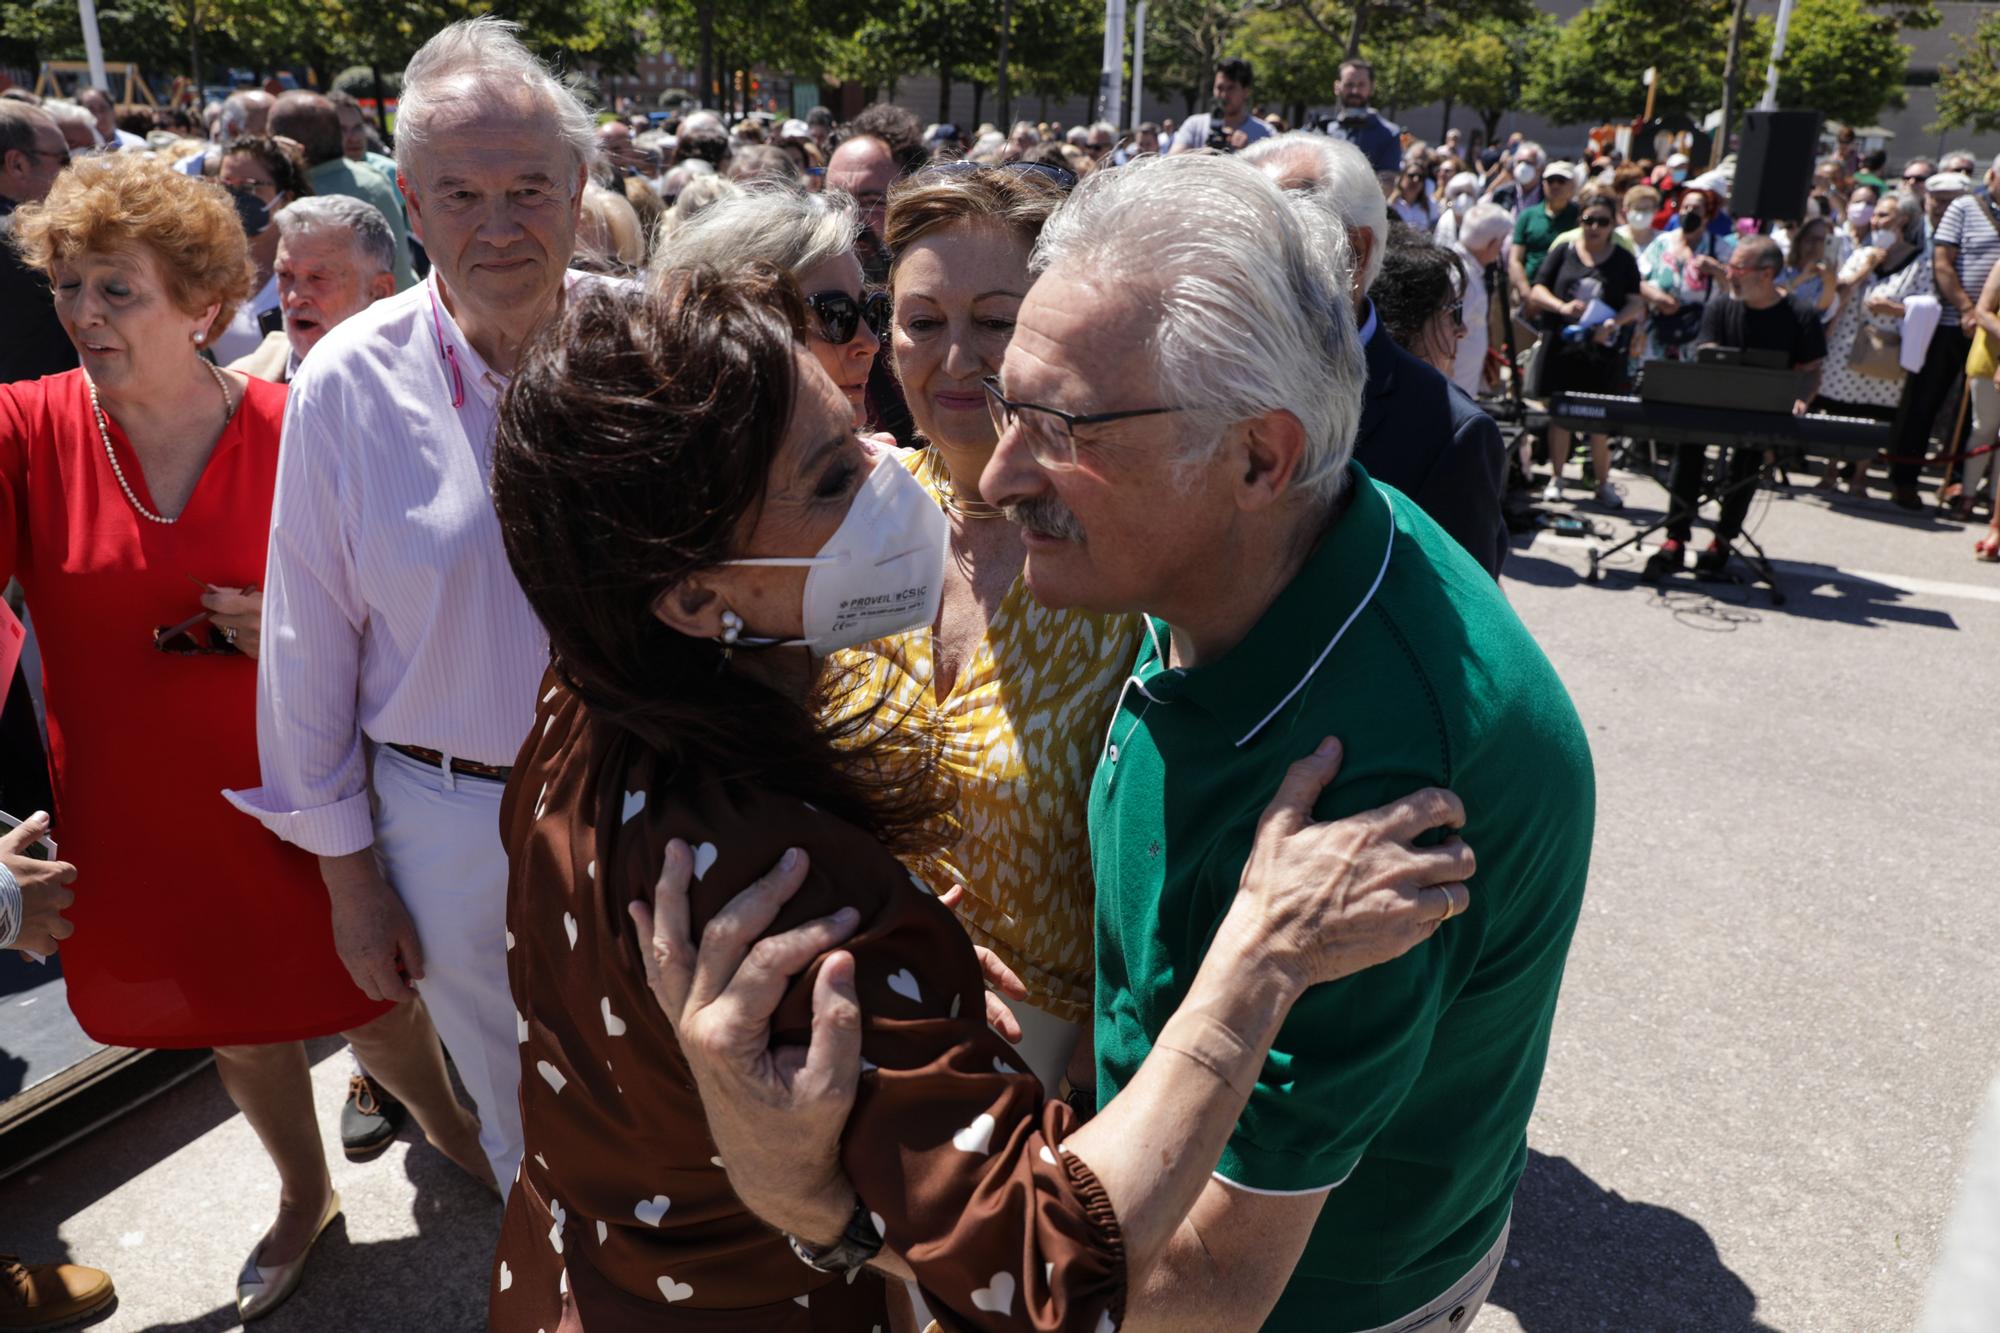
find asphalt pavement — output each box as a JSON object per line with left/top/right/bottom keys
{"left": 1, "top": 458, "right": 1994, "bottom": 1333}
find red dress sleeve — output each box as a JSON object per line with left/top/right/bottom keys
{"left": 0, "top": 378, "right": 36, "bottom": 586}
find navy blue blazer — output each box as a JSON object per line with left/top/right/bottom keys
{"left": 1350, "top": 321, "right": 1509, "bottom": 578}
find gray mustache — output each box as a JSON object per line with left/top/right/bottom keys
{"left": 1004, "top": 495, "right": 1085, "bottom": 541}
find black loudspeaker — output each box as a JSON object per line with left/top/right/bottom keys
{"left": 1733, "top": 110, "right": 1823, "bottom": 221}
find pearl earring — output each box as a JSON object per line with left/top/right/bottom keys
{"left": 720, "top": 611, "right": 743, "bottom": 645}
{"left": 192, "top": 331, "right": 205, "bottom": 346}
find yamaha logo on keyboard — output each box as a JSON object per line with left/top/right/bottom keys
{"left": 1571, "top": 405, "right": 1607, "bottom": 419}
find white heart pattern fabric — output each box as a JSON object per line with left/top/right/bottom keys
{"left": 516, "top": 1009, "right": 528, "bottom": 1043}
{"left": 595, "top": 1220, "right": 608, "bottom": 1245}
{"left": 563, "top": 913, "right": 578, "bottom": 949}
{"left": 886, "top": 969, "right": 922, "bottom": 1004}
{"left": 952, "top": 1112, "right": 996, "bottom": 1154}
{"left": 692, "top": 841, "right": 719, "bottom": 880}
{"left": 1097, "top": 1312, "right": 1117, "bottom": 1332}
{"left": 498, "top": 1261, "right": 513, "bottom": 1291}
{"left": 1038, "top": 1145, "right": 1056, "bottom": 1166}
{"left": 505, "top": 929, "right": 515, "bottom": 951}
{"left": 869, "top": 1211, "right": 886, "bottom": 1239}
{"left": 656, "top": 1275, "right": 693, "bottom": 1303}
{"left": 547, "top": 1199, "right": 566, "bottom": 1254}
{"left": 622, "top": 790, "right": 645, "bottom": 823}
{"left": 601, "top": 996, "right": 626, "bottom": 1037}
{"left": 537, "top": 1060, "right": 567, "bottom": 1094}
{"left": 634, "top": 1195, "right": 670, "bottom": 1227}
{"left": 971, "top": 1271, "right": 1016, "bottom": 1315}
{"left": 994, "top": 1056, "right": 1020, "bottom": 1075}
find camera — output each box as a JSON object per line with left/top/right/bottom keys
{"left": 1205, "top": 103, "right": 1234, "bottom": 154}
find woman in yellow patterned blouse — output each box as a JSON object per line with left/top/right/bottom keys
{"left": 829, "top": 165, "right": 1143, "bottom": 1094}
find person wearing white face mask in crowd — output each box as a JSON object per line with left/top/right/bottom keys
{"left": 225, "top": 16, "right": 603, "bottom": 1202}
{"left": 1432, "top": 170, "right": 1482, "bottom": 246}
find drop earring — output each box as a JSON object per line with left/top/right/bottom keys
{"left": 717, "top": 610, "right": 743, "bottom": 667}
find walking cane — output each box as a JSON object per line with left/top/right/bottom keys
{"left": 1941, "top": 376, "right": 1973, "bottom": 508}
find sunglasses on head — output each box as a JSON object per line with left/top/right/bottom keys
{"left": 806, "top": 290, "right": 891, "bottom": 346}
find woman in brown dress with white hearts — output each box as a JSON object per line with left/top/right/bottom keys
{"left": 484, "top": 268, "right": 1466, "bottom": 1331}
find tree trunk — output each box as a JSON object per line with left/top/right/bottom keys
{"left": 370, "top": 63, "right": 389, "bottom": 137}
{"left": 939, "top": 67, "right": 952, "bottom": 124}
{"left": 186, "top": 0, "right": 201, "bottom": 93}
{"left": 1344, "top": 0, "right": 1370, "bottom": 59}
{"left": 997, "top": 0, "right": 1013, "bottom": 127}
{"left": 1715, "top": 0, "right": 1751, "bottom": 169}
{"left": 1440, "top": 94, "right": 1454, "bottom": 142}
{"left": 972, "top": 80, "right": 986, "bottom": 130}
{"left": 1481, "top": 108, "right": 1501, "bottom": 143}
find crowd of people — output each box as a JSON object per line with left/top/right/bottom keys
{"left": 7, "top": 20, "right": 1982, "bottom": 1333}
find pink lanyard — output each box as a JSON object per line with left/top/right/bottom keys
{"left": 427, "top": 281, "right": 466, "bottom": 409}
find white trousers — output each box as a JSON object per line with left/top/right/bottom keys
{"left": 370, "top": 744, "right": 523, "bottom": 1197}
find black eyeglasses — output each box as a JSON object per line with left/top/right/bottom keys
{"left": 982, "top": 375, "right": 1186, "bottom": 471}
{"left": 1448, "top": 299, "right": 1465, "bottom": 329}
{"left": 1903, "top": 173, "right": 1929, "bottom": 182}
{"left": 1580, "top": 215, "right": 1614, "bottom": 228}
{"left": 921, "top": 160, "right": 1079, "bottom": 191}
{"left": 152, "top": 609, "right": 241, "bottom": 656}
{"left": 25, "top": 147, "right": 71, "bottom": 167}
{"left": 806, "top": 290, "right": 891, "bottom": 346}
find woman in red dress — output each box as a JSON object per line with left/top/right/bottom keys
{"left": 2, "top": 153, "right": 489, "bottom": 1320}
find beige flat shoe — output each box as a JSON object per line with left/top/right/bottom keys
{"left": 236, "top": 1190, "right": 341, "bottom": 1322}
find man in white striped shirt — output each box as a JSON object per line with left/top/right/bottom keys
{"left": 226, "top": 16, "right": 597, "bottom": 1195}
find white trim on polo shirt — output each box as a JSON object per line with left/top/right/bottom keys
{"left": 1211, "top": 1155, "right": 1358, "bottom": 1195}
{"left": 1234, "top": 498, "right": 1395, "bottom": 748}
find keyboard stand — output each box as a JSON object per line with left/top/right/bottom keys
{"left": 1586, "top": 462, "right": 1787, "bottom": 605}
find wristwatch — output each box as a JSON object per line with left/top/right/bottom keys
{"left": 786, "top": 1198, "right": 884, "bottom": 1277}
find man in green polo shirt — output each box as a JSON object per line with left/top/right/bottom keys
{"left": 269, "top": 90, "right": 418, "bottom": 291}
{"left": 617, "top": 153, "right": 1593, "bottom": 1330}
{"left": 996, "top": 154, "right": 1594, "bottom": 1330}
{"left": 1507, "top": 159, "right": 1579, "bottom": 310}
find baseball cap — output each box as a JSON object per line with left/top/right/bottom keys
{"left": 1667, "top": 152, "right": 1690, "bottom": 168}
{"left": 1542, "top": 160, "right": 1577, "bottom": 181}
{"left": 1928, "top": 170, "right": 1971, "bottom": 194}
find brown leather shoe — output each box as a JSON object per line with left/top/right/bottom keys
{"left": 0, "top": 1255, "right": 115, "bottom": 1329}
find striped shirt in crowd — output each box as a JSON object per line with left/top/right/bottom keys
{"left": 1934, "top": 192, "right": 2000, "bottom": 301}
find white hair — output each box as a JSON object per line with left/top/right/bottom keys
{"left": 1031, "top": 153, "right": 1363, "bottom": 506}
{"left": 1444, "top": 170, "right": 1480, "bottom": 198}
{"left": 1242, "top": 131, "right": 1388, "bottom": 291}
{"left": 1517, "top": 140, "right": 1545, "bottom": 166}
{"left": 1458, "top": 201, "right": 1514, "bottom": 251}
{"left": 42, "top": 99, "right": 98, "bottom": 145}
{"left": 654, "top": 184, "right": 860, "bottom": 279}
{"left": 1090, "top": 121, "right": 1118, "bottom": 138}
{"left": 679, "top": 111, "right": 726, "bottom": 138}
{"left": 275, "top": 194, "right": 397, "bottom": 276}
{"left": 395, "top": 16, "right": 596, "bottom": 184}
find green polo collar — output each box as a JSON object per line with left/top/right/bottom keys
{"left": 1133, "top": 463, "right": 1395, "bottom": 748}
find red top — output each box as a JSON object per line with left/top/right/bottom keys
{"left": 0, "top": 368, "right": 389, "bottom": 1048}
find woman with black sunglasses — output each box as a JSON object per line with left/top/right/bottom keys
{"left": 1529, "top": 183, "right": 1646, "bottom": 508}
{"left": 655, "top": 185, "right": 887, "bottom": 430}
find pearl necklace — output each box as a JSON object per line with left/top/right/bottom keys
{"left": 87, "top": 358, "right": 235, "bottom": 525}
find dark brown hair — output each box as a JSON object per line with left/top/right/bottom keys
{"left": 491, "top": 266, "right": 947, "bottom": 852}
{"left": 220, "top": 134, "right": 314, "bottom": 200}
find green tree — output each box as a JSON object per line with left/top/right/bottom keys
{"left": 1523, "top": 0, "right": 1734, "bottom": 126}
{"left": 1934, "top": 7, "right": 2000, "bottom": 133}
{"left": 1235, "top": 6, "right": 1342, "bottom": 119}
{"left": 1748, "top": 0, "right": 1916, "bottom": 130}
{"left": 1392, "top": 11, "right": 1555, "bottom": 143}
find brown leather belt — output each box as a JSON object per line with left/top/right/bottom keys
{"left": 386, "top": 742, "right": 513, "bottom": 782}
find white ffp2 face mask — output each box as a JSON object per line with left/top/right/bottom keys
{"left": 1513, "top": 162, "right": 1538, "bottom": 187}
{"left": 722, "top": 450, "right": 948, "bottom": 654}
{"left": 1870, "top": 227, "right": 1901, "bottom": 250}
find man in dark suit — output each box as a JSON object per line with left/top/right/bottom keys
{"left": 0, "top": 102, "right": 78, "bottom": 385}
{"left": 1246, "top": 130, "right": 1509, "bottom": 577}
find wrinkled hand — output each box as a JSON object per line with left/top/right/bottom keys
{"left": 1231, "top": 738, "right": 1474, "bottom": 993}
{"left": 4, "top": 812, "right": 76, "bottom": 959}
{"left": 632, "top": 841, "right": 866, "bottom": 1245}
{"left": 199, "top": 585, "right": 262, "bottom": 658}
{"left": 936, "top": 884, "right": 1029, "bottom": 1043}
{"left": 321, "top": 852, "right": 424, "bottom": 1002}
